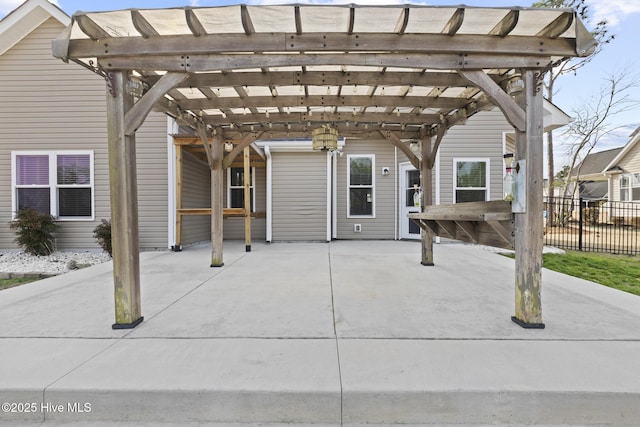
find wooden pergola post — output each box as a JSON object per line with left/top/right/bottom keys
{"left": 421, "top": 136, "right": 434, "bottom": 266}
{"left": 174, "top": 144, "right": 183, "bottom": 251}
{"left": 512, "top": 69, "right": 545, "bottom": 328}
{"left": 211, "top": 134, "right": 225, "bottom": 267}
{"left": 243, "top": 146, "right": 252, "bottom": 252}
{"left": 106, "top": 70, "right": 143, "bottom": 329}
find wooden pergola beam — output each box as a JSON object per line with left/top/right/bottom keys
{"left": 203, "top": 111, "right": 440, "bottom": 126}
{"left": 443, "top": 8, "right": 465, "bottom": 35}
{"left": 124, "top": 72, "right": 188, "bottom": 136}
{"left": 380, "top": 130, "right": 419, "bottom": 169}
{"left": 131, "top": 9, "right": 159, "bottom": 38}
{"left": 458, "top": 70, "right": 525, "bottom": 132}
{"left": 185, "top": 7, "right": 207, "bottom": 36}
{"left": 180, "top": 95, "right": 467, "bottom": 111}
{"left": 96, "top": 53, "right": 552, "bottom": 73}
{"left": 223, "top": 132, "right": 264, "bottom": 169}
{"left": 145, "top": 70, "right": 504, "bottom": 89}
{"left": 197, "top": 123, "right": 214, "bottom": 169}
{"left": 537, "top": 11, "right": 573, "bottom": 38}
{"left": 66, "top": 33, "right": 575, "bottom": 58}
{"left": 489, "top": 10, "right": 519, "bottom": 37}
{"left": 428, "top": 126, "right": 446, "bottom": 169}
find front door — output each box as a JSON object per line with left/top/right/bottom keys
{"left": 399, "top": 162, "right": 421, "bottom": 239}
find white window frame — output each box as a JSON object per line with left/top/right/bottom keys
{"left": 227, "top": 166, "right": 256, "bottom": 212}
{"left": 453, "top": 157, "right": 490, "bottom": 203}
{"left": 347, "top": 154, "right": 375, "bottom": 218}
{"left": 619, "top": 173, "right": 640, "bottom": 202}
{"left": 11, "top": 150, "right": 95, "bottom": 221}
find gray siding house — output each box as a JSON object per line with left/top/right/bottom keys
{"left": 1, "top": 0, "right": 570, "bottom": 250}
{"left": 605, "top": 127, "right": 640, "bottom": 203}
{"left": 0, "top": 0, "right": 169, "bottom": 250}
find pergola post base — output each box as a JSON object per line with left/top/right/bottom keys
{"left": 112, "top": 317, "right": 144, "bottom": 330}
{"left": 511, "top": 316, "right": 545, "bottom": 329}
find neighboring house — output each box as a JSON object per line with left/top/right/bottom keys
{"left": 567, "top": 147, "right": 624, "bottom": 200}
{"left": 604, "top": 127, "right": 640, "bottom": 204}
{"left": 0, "top": 0, "right": 573, "bottom": 250}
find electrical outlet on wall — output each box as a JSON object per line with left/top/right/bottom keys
{"left": 354, "top": 224, "right": 362, "bottom": 232}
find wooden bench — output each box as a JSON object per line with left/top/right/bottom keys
{"left": 408, "top": 200, "right": 514, "bottom": 250}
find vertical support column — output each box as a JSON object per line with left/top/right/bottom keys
{"left": 244, "top": 146, "right": 252, "bottom": 252}
{"left": 512, "top": 69, "right": 545, "bottom": 329}
{"left": 421, "top": 136, "right": 434, "bottom": 266}
{"left": 211, "top": 135, "right": 225, "bottom": 267}
{"left": 174, "top": 144, "right": 183, "bottom": 251}
{"left": 106, "top": 70, "right": 143, "bottom": 329}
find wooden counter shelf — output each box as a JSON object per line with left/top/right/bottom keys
{"left": 408, "top": 200, "right": 514, "bottom": 250}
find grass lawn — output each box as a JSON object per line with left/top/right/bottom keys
{"left": 0, "top": 277, "right": 39, "bottom": 291}
{"left": 541, "top": 251, "right": 640, "bottom": 296}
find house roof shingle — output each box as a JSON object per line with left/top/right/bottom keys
{"left": 571, "top": 147, "right": 624, "bottom": 177}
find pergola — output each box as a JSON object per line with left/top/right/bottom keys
{"left": 52, "top": 4, "right": 595, "bottom": 329}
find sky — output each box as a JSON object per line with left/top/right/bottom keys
{"left": 1, "top": 0, "right": 640, "bottom": 169}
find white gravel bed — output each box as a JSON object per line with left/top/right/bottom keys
{"left": 0, "top": 250, "right": 111, "bottom": 274}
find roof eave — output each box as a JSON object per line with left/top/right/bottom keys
{"left": 0, "top": 0, "right": 70, "bottom": 56}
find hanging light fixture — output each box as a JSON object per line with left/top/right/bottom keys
{"left": 506, "top": 73, "right": 524, "bottom": 96}
{"left": 312, "top": 125, "right": 339, "bottom": 152}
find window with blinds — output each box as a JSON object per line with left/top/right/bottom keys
{"left": 454, "top": 159, "right": 489, "bottom": 203}
{"left": 348, "top": 155, "right": 375, "bottom": 217}
{"left": 620, "top": 173, "right": 640, "bottom": 202}
{"left": 227, "top": 167, "right": 255, "bottom": 212}
{"left": 12, "top": 152, "right": 94, "bottom": 219}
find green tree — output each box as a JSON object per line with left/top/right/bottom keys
{"left": 554, "top": 165, "right": 570, "bottom": 186}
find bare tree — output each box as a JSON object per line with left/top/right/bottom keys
{"left": 532, "top": 0, "right": 614, "bottom": 225}
{"left": 561, "top": 68, "right": 639, "bottom": 199}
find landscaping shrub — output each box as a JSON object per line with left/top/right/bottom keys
{"left": 93, "top": 219, "right": 112, "bottom": 257}
{"left": 9, "top": 208, "right": 59, "bottom": 256}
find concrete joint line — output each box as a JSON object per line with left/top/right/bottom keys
{"left": 328, "top": 243, "right": 344, "bottom": 426}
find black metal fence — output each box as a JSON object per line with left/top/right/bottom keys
{"left": 544, "top": 197, "right": 640, "bottom": 255}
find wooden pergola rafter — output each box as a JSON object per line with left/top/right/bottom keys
{"left": 52, "top": 4, "right": 595, "bottom": 330}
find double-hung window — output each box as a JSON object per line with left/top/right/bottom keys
{"left": 227, "top": 167, "right": 255, "bottom": 211}
{"left": 619, "top": 173, "right": 640, "bottom": 201}
{"left": 12, "top": 151, "right": 94, "bottom": 220}
{"left": 348, "top": 155, "right": 375, "bottom": 217}
{"left": 454, "top": 158, "right": 489, "bottom": 203}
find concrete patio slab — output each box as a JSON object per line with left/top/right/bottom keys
{"left": 45, "top": 338, "right": 341, "bottom": 424}
{"left": 0, "top": 240, "right": 639, "bottom": 425}
{"left": 130, "top": 243, "right": 335, "bottom": 338}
